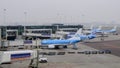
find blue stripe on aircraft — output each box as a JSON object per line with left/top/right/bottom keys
{"left": 41, "top": 39, "right": 80, "bottom": 45}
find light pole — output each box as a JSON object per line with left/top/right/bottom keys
{"left": 81, "top": 14, "right": 84, "bottom": 23}
{"left": 3, "top": 9, "right": 6, "bottom": 25}
{"left": 24, "top": 26, "right": 26, "bottom": 40}
{"left": 0, "top": 29, "right": 1, "bottom": 48}
{"left": 35, "top": 38, "right": 39, "bottom": 68}
{"left": 24, "top": 12, "right": 27, "bottom": 24}
{"left": 71, "top": 16, "right": 72, "bottom": 24}
{"left": 24, "top": 12, "right": 27, "bottom": 40}
{"left": 3, "top": 9, "right": 7, "bottom": 49}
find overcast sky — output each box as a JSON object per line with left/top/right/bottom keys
{"left": 0, "top": 0, "right": 120, "bottom": 25}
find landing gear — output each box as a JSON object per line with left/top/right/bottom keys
{"left": 55, "top": 46, "right": 59, "bottom": 49}
{"left": 54, "top": 45, "right": 68, "bottom": 49}
{"left": 63, "top": 45, "right": 67, "bottom": 48}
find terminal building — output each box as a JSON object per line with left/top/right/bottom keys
{"left": 0, "top": 24, "right": 83, "bottom": 40}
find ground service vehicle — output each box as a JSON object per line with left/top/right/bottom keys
{"left": 0, "top": 50, "right": 37, "bottom": 64}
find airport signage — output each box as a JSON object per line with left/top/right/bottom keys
{"left": 11, "top": 53, "right": 31, "bottom": 61}
{"left": 24, "top": 40, "right": 32, "bottom": 44}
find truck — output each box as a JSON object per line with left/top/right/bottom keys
{"left": 0, "top": 50, "right": 37, "bottom": 64}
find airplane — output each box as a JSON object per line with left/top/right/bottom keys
{"left": 77, "top": 31, "right": 96, "bottom": 41}
{"left": 56, "top": 25, "right": 99, "bottom": 39}
{"left": 41, "top": 29, "right": 82, "bottom": 49}
{"left": 91, "top": 26, "right": 102, "bottom": 33}
{"left": 41, "top": 28, "right": 97, "bottom": 49}
{"left": 82, "top": 25, "right": 102, "bottom": 35}
{"left": 93, "top": 26, "right": 117, "bottom": 35}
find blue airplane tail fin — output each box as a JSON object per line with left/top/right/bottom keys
{"left": 113, "top": 26, "right": 117, "bottom": 30}
{"left": 74, "top": 28, "right": 82, "bottom": 36}
{"left": 91, "top": 26, "right": 101, "bottom": 33}
{"left": 68, "top": 28, "right": 82, "bottom": 40}
{"left": 109, "top": 26, "right": 117, "bottom": 32}
{"left": 90, "top": 25, "right": 94, "bottom": 30}
{"left": 97, "top": 26, "right": 102, "bottom": 31}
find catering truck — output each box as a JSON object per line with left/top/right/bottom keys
{"left": 0, "top": 50, "right": 37, "bottom": 64}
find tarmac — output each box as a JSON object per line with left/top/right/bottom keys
{"left": 1, "top": 34, "right": 120, "bottom": 68}
{"left": 39, "top": 41, "right": 120, "bottom": 68}
{"left": 83, "top": 34, "right": 120, "bottom": 57}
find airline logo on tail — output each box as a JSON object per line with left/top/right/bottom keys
{"left": 74, "top": 28, "right": 82, "bottom": 37}
{"left": 75, "top": 34, "right": 81, "bottom": 37}
{"left": 68, "top": 28, "right": 82, "bottom": 40}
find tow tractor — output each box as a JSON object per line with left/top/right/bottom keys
{"left": 39, "top": 55, "right": 47, "bottom": 63}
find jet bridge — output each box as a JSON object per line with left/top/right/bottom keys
{"left": 6, "top": 30, "right": 18, "bottom": 40}
{"left": 58, "top": 28, "right": 78, "bottom": 32}
{"left": 23, "top": 29, "right": 52, "bottom": 40}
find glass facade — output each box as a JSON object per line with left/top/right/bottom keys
{"left": 0, "top": 24, "right": 83, "bottom": 39}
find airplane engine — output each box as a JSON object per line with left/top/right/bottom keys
{"left": 88, "top": 35, "right": 95, "bottom": 39}
{"left": 48, "top": 45, "right": 55, "bottom": 48}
